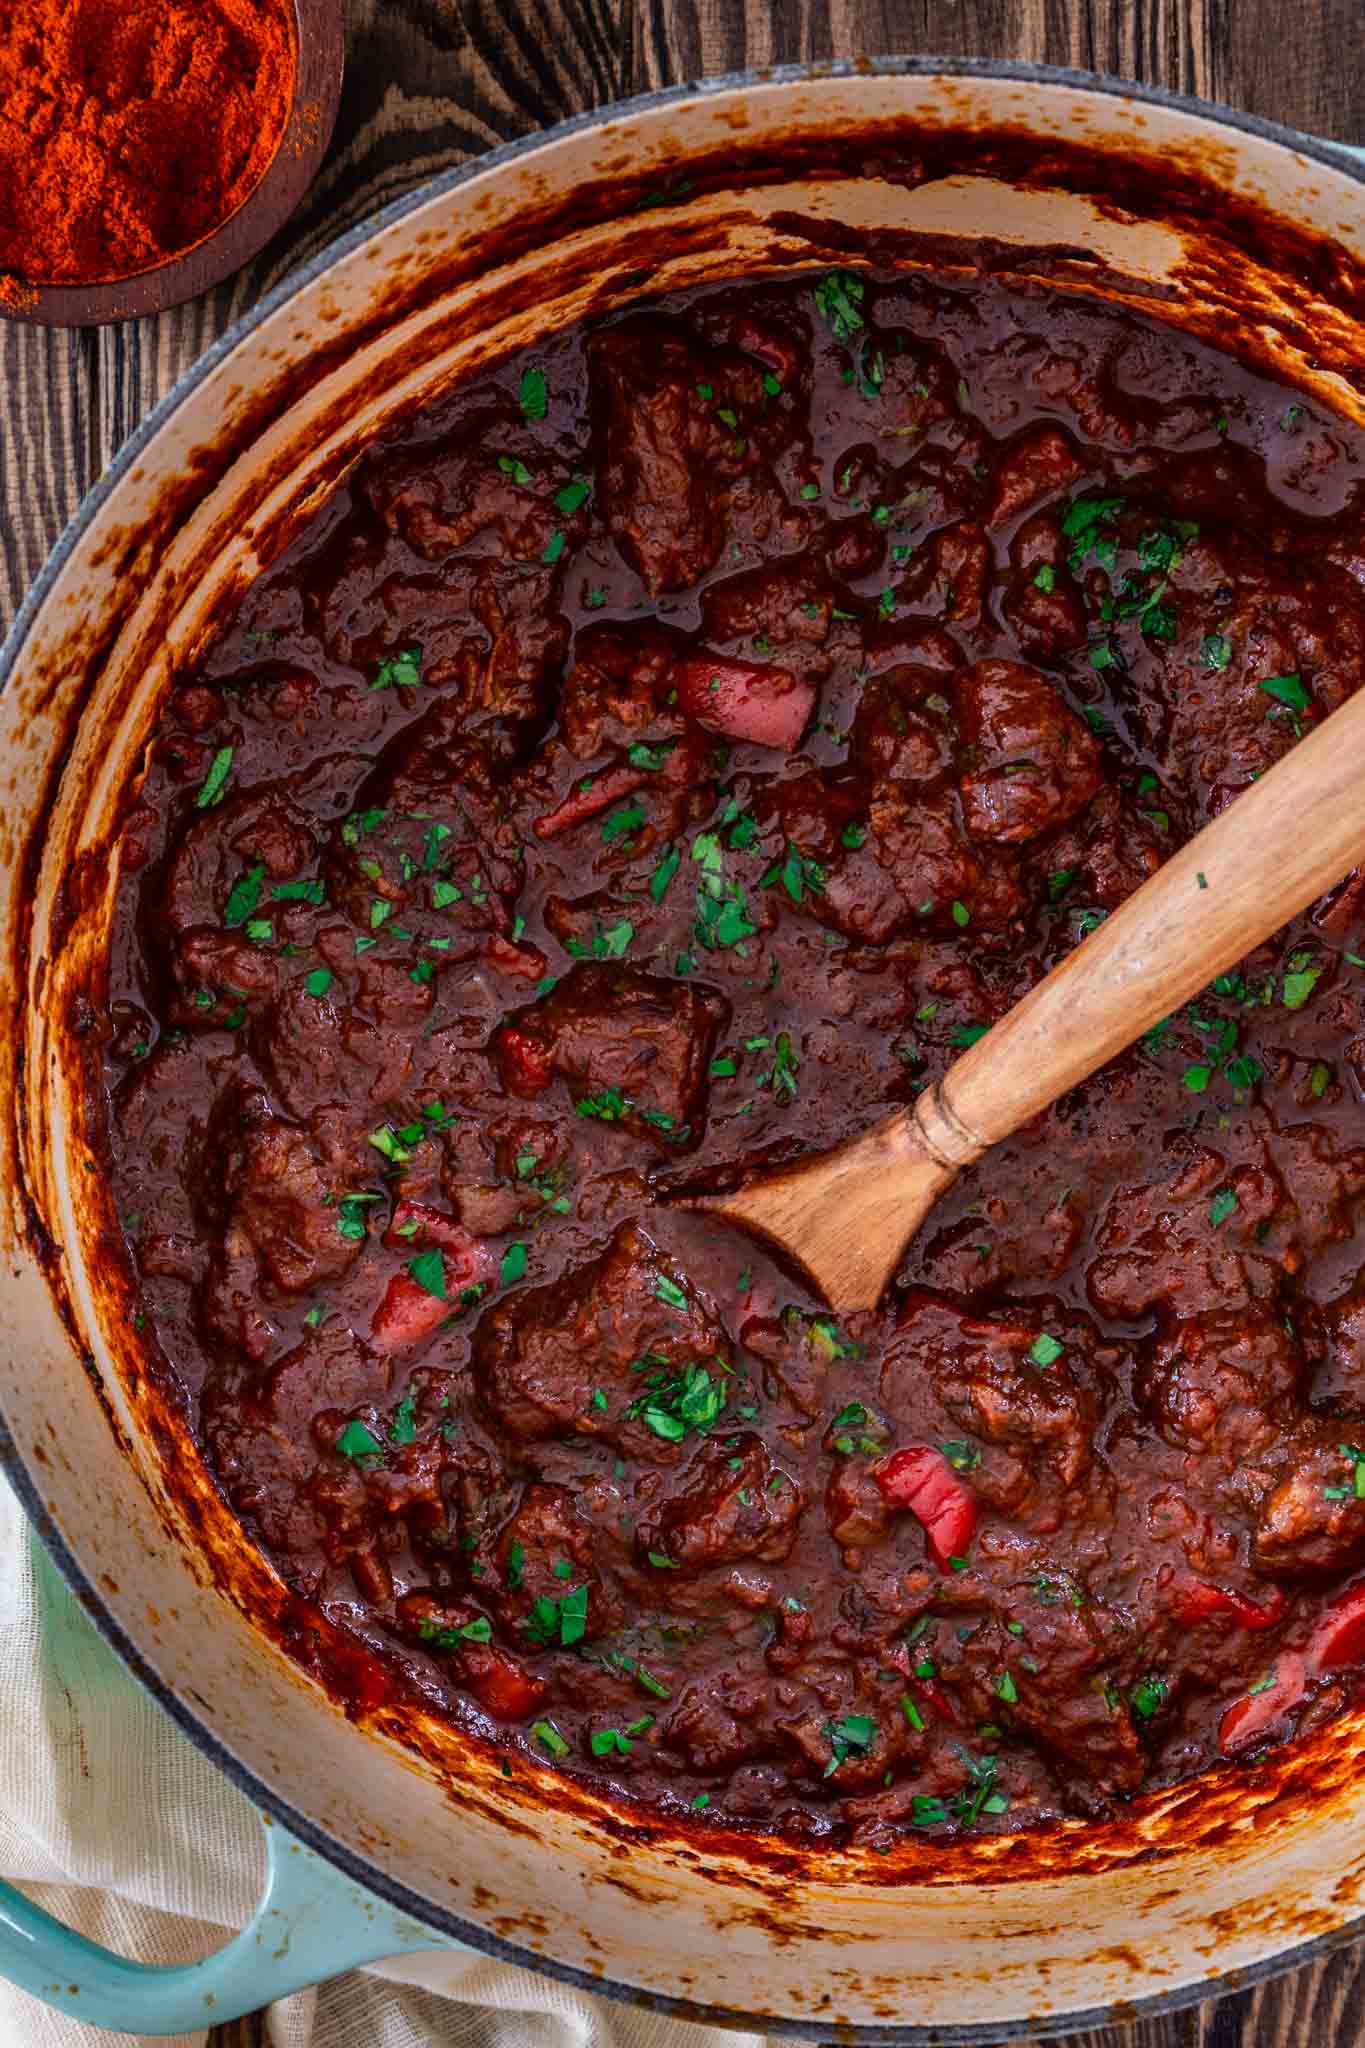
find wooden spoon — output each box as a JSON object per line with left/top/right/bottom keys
{"left": 682, "top": 683, "right": 1365, "bottom": 1311}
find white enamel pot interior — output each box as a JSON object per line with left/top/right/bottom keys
{"left": 2, "top": 61, "right": 1365, "bottom": 2042}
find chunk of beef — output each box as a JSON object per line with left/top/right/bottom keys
{"left": 940, "top": 1595, "right": 1146, "bottom": 1802}
{"left": 849, "top": 667, "right": 957, "bottom": 787}
{"left": 490, "top": 962, "right": 728, "bottom": 1149}
{"left": 882, "top": 1291, "right": 1098, "bottom": 1500}
{"left": 636, "top": 1433, "right": 803, "bottom": 1571}
{"left": 987, "top": 426, "right": 1086, "bottom": 528}
{"left": 555, "top": 622, "right": 689, "bottom": 760}
{"left": 954, "top": 659, "right": 1104, "bottom": 845}
{"left": 251, "top": 975, "right": 412, "bottom": 1119}
{"left": 360, "top": 406, "right": 587, "bottom": 566}
{"left": 203, "top": 1090, "right": 362, "bottom": 1302}
{"left": 323, "top": 695, "right": 519, "bottom": 936}
{"left": 1022, "top": 785, "right": 1164, "bottom": 911}
{"left": 160, "top": 785, "right": 318, "bottom": 1003}
{"left": 1088, "top": 1143, "right": 1284, "bottom": 1321}
{"left": 199, "top": 1325, "right": 390, "bottom": 1556}
{"left": 893, "top": 522, "right": 991, "bottom": 629}
{"left": 394, "top": 1591, "right": 548, "bottom": 1721}
{"left": 741, "top": 1307, "right": 848, "bottom": 1420}
{"left": 699, "top": 551, "right": 843, "bottom": 686}
{"left": 1253, "top": 1429, "right": 1365, "bottom": 1579}
{"left": 662, "top": 1676, "right": 769, "bottom": 1772}
{"left": 759, "top": 663, "right": 1026, "bottom": 944}
{"left": 589, "top": 319, "right": 774, "bottom": 593}
{"left": 873, "top": 332, "right": 959, "bottom": 445}
{"left": 1135, "top": 523, "right": 1365, "bottom": 817}
{"left": 867, "top": 781, "right": 1025, "bottom": 937}
{"left": 526, "top": 726, "right": 712, "bottom": 847}
{"left": 482, "top": 1482, "right": 624, "bottom": 1644}
{"left": 335, "top": 556, "right": 568, "bottom": 749}
{"left": 473, "top": 1220, "right": 730, "bottom": 1451}
{"left": 173, "top": 931, "right": 281, "bottom": 1026}
{"left": 825, "top": 1460, "right": 894, "bottom": 1555}
{"left": 1134, "top": 1311, "right": 1305, "bottom": 1467}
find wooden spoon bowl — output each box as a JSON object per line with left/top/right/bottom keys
{"left": 1, "top": 0, "right": 344, "bottom": 329}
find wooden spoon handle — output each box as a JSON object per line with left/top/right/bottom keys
{"left": 924, "top": 683, "right": 1365, "bottom": 1164}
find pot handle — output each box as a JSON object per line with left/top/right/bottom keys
{"left": 0, "top": 1813, "right": 467, "bottom": 2033}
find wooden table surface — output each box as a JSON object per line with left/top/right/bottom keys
{"left": 3, "top": 1, "right": 1364, "bottom": 2043}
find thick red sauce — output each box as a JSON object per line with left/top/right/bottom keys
{"left": 103, "top": 270, "right": 1365, "bottom": 1844}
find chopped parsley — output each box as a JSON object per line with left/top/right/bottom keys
{"left": 336, "top": 1419, "right": 383, "bottom": 1463}
{"left": 653, "top": 1273, "right": 688, "bottom": 1311}
{"left": 822, "top": 1713, "right": 877, "bottom": 1776}
{"left": 1209, "top": 1187, "right": 1238, "bottom": 1228}
{"left": 574, "top": 1088, "right": 632, "bottom": 1121}
{"left": 1061, "top": 491, "right": 1124, "bottom": 576}
{"left": 762, "top": 841, "right": 826, "bottom": 905}
{"left": 813, "top": 268, "right": 865, "bottom": 342}
{"left": 194, "top": 746, "right": 234, "bottom": 809}
{"left": 601, "top": 802, "right": 645, "bottom": 844}
{"left": 566, "top": 918, "right": 634, "bottom": 960}
{"left": 1282, "top": 951, "right": 1323, "bottom": 1010}
{"left": 531, "top": 1719, "right": 570, "bottom": 1758}
{"left": 1259, "top": 672, "right": 1310, "bottom": 715}
{"left": 650, "top": 842, "right": 680, "bottom": 903}
{"left": 389, "top": 1392, "right": 419, "bottom": 1445}
{"left": 518, "top": 365, "right": 548, "bottom": 421}
{"left": 335, "top": 1192, "right": 381, "bottom": 1241}
{"left": 223, "top": 863, "right": 265, "bottom": 928}
{"left": 407, "top": 1247, "right": 447, "bottom": 1299}
{"left": 1200, "top": 633, "right": 1232, "bottom": 672}
{"left": 1129, "top": 1676, "right": 1167, "bottom": 1720}
{"left": 525, "top": 1583, "right": 589, "bottom": 1648}
{"left": 768, "top": 1031, "right": 800, "bottom": 1103}
{"left": 371, "top": 645, "right": 423, "bottom": 691}
{"left": 1029, "top": 1333, "right": 1063, "bottom": 1368}
{"left": 555, "top": 478, "right": 591, "bottom": 516}
{"left": 628, "top": 1361, "right": 727, "bottom": 1442}
{"left": 590, "top": 1716, "right": 654, "bottom": 1757}
{"left": 691, "top": 829, "right": 755, "bottom": 951}
{"left": 500, "top": 1241, "right": 528, "bottom": 1287}
{"left": 628, "top": 741, "right": 675, "bottom": 771}
{"left": 420, "top": 1615, "right": 491, "bottom": 1648}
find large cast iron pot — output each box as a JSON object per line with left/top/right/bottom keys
{"left": 1, "top": 58, "right": 1364, "bottom": 2040}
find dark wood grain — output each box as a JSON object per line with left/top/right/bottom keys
{"left": 2, "top": 3, "right": 1363, "bottom": 2045}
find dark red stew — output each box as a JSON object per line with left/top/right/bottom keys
{"left": 103, "top": 269, "right": 1365, "bottom": 1844}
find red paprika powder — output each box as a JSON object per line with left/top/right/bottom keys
{"left": 0, "top": 0, "right": 297, "bottom": 302}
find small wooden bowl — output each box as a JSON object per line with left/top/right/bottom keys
{"left": 2, "top": 0, "right": 344, "bottom": 329}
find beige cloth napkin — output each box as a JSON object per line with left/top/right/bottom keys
{"left": 0, "top": 1474, "right": 767, "bottom": 2048}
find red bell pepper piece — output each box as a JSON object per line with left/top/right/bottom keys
{"left": 671, "top": 656, "right": 815, "bottom": 751}
{"left": 912, "top": 1678, "right": 961, "bottom": 1726}
{"left": 463, "top": 1645, "right": 548, "bottom": 1720}
{"left": 495, "top": 1025, "right": 555, "bottom": 1094}
{"left": 1307, "top": 1582, "right": 1365, "bottom": 1672}
{"left": 372, "top": 1209, "right": 493, "bottom": 1353}
{"left": 381, "top": 1199, "right": 480, "bottom": 1254}
{"left": 1218, "top": 1652, "right": 1306, "bottom": 1755}
{"left": 1171, "top": 1580, "right": 1286, "bottom": 1631}
{"left": 533, "top": 760, "right": 646, "bottom": 839}
{"left": 485, "top": 934, "right": 549, "bottom": 982}
{"left": 874, "top": 1446, "right": 980, "bottom": 1570}
{"left": 370, "top": 1273, "right": 450, "bottom": 1353}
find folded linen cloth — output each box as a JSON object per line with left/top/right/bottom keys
{"left": 0, "top": 1475, "right": 767, "bottom": 2048}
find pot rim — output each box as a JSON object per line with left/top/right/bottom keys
{"left": 3, "top": 54, "right": 1364, "bottom": 2043}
